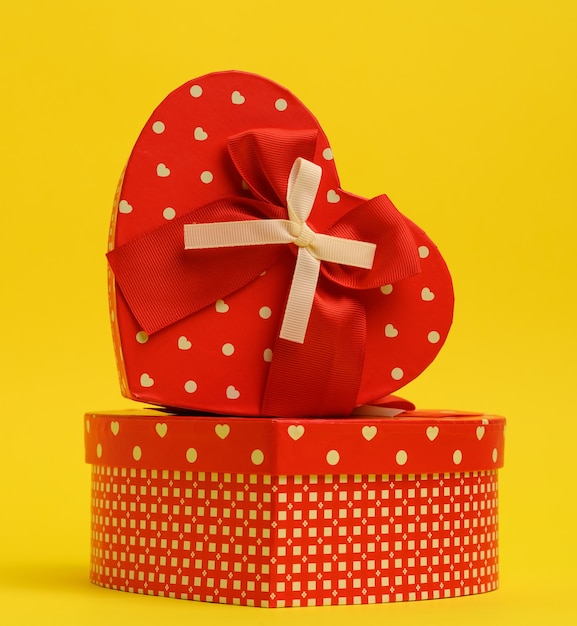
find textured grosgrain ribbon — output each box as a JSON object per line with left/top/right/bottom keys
{"left": 107, "top": 128, "right": 423, "bottom": 417}
{"left": 184, "top": 158, "right": 376, "bottom": 343}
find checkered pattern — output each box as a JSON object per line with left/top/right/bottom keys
{"left": 90, "top": 467, "right": 499, "bottom": 607}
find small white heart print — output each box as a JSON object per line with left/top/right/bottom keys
{"left": 327, "top": 189, "right": 340, "bottom": 203}
{"left": 421, "top": 287, "right": 435, "bottom": 301}
{"left": 362, "top": 426, "right": 377, "bottom": 441}
{"left": 110, "top": 421, "right": 120, "bottom": 436}
{"left": 178, "top": 336, "right": 192, "bottom": 350}
{"left": 288, "top": 425, "right": 305, "bottom": 440}
{"left": 476, "top": 426, "right": 486, "bottom": 440}
{"left": 426, "top": 426, "right": 439, "bottom": 441}
{"left": 155, "top": 423, "right": 168, "bottom": 438}
{"left": 226, "top": 385, "right": 240, "bottom": 399}
{"left": 119, "top": 200, "right": 133, "bottom": 214}
{"left": 385, "top": 324, "right": 399, "bottom": 338}
{"left": 157, "top": 163, "right": 170, "bottom": 177}
{"left": 140, "top": 373, "right": 154, "bottom": 387}
{"left": 215, "top": 299, "right": 229, "bottom": 313}
{"left": 194, "top": 127, "right": 208, "bottom": 141}
{"left": 215, "top": 424, "right": 230, "bottom": 439}
{"left": 231, "top": 90, "right": 245, "bottom": 104}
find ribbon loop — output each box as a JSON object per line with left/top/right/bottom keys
{"left": 184, "top": 157, "right": 376, "bottom": 344}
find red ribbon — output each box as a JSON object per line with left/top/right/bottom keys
{"left": 107, "top": 129, "right": 421, "bottom": 417}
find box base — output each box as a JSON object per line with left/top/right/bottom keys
{"left": 90, "top": 466, "right": 499, "bottom": 607}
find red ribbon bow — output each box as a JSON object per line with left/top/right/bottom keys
{"left": 107, "top": 128, "right": 421, "bottom": 417}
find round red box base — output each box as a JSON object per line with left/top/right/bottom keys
{"left": 89, "top": 466, "right": 499, "bottom": 607}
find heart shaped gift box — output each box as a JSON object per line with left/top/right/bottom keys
{"left": 106, "top": 71, "right": 454, "bottom": 418}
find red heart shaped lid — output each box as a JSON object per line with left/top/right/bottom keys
{"left": 107, "top": 71, "right": 454, "bottom": 418}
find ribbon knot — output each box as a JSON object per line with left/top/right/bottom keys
{"left": 293, "top": 222, "right": 315, "bottom": 248}
{"left": 184, "top": 157, "right": 376, "bottom": 343}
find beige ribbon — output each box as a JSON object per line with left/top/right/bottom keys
{"left": 184, "top": 158, "right": 376, "bottom": 343}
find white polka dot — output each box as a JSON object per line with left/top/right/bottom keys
{"left": 263, "top": 349, "right": 273, "bottom": 362}
{"left": 184, "top": 380, "right": 198, "bottom": 393}
{"left": 152, "top": 121, "right": 165, "bottom": 134}
{"left": 453, "top": 449, "right": 463, "bottom": 465}
{"left": 396, "top": 450, "right": 408, "bottom": 465}
{"left": 200, "top": 170, "right": 213, "bottom": 184}
{"left": 251, "top": 449, "right": 265, "bottom": 465}
{"left": 259, "top": 306, "right": 272, "bottom": 319}
{"left": 322, "top": 147, "right": 333, "bottom": 160}
{"left": 222, "top": 343, "right": 235, "bottom": 356}
{"left": 189, "top": 84, "right": 203, "bottom": 98}
{"left": 275, "top": 98, "right": 288, "bottom": 111}
{"left": 96, "top": 443, "right": 102, "bottom": 458}
{"left": 186, "top": 448, "right": 198, "bottom": 463}
{"left": 380, "top": 284, "right": 393, "bottom": 295}
{"left": 326, "top": 450, "right": 340, "bottom": 466}
{"left": 163, "top": 207, "right": 176, "bottom": 220}
{"left": 428, "top": 331, "right": 441, "bottom": 344}
{"left": 136, "top": 331, "right": 148, "bottom": 344}
{"left": 391, "top": 367, "right": 404, "bottom": 380}
{"left": 418, "top": 245, "right": 430, "bottom": 258}
{"left": 133, "top": 446, "right": 142, "bottom": 461}
{"left": 492, "top": 448, "right": 498, "bottom": 463}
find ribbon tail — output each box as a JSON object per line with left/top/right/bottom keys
{"left": 279, "top": 248, "right": 320, "bottom": 344}
{"left": 263, "top": 278, "right": 366, "bottom": 418}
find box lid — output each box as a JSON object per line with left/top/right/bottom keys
{"left": 85, "top": 409, "right": 505, "bottom": 474}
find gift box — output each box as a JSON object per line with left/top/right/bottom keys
{"left": 89, "top": 70, "right": 506, "bottom": 607}
{"left": 85, "top": 408, "right": 505, "bottom": 607}
{"left": 105, "top": 70, "right": 454, "bottom": 418}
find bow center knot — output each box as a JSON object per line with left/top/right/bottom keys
{"left": 184, "top": 156, "right": 377, "bottom": 344}
{"left": 293, "top": 222, "right": 316, "bottom": 248}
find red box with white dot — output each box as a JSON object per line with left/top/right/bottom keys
{"left": 85, "top": 408, "right": 505, "bottom": 607}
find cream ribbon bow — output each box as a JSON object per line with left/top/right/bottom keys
{"left": 184, "top": 158, "right": 376, "bottom": 343}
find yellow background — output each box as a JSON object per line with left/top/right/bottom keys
{"left": 1, "top": 0, "right": 575, "bottom": 623}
